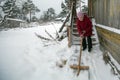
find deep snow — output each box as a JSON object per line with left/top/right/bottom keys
{"left": 0, "top": 22, "right": 119, "bottom": 80}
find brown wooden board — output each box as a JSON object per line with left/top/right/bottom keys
{"left": 96, "top": 26, "right": 120, "bottom": 64}
{"left": 90, "top": 0, "right": 120, "bottom": 29}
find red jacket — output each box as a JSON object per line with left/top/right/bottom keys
{"left": 76, "top": 15, "right": 92, "bottom": 37}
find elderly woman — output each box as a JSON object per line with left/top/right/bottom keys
{"left": 76, "top": 11, "right": 92, "bottom": 52}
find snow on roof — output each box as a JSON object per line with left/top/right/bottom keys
{"left": 96, "top": 24, "right": 120, "bottom": 35}
{"left": 6, "top": 18, "right": 26, "bottom": 22}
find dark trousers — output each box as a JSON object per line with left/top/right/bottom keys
{"left": 82, "top": 36, "right": 92, "bottom": 50}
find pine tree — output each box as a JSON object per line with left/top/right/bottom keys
{"left": 41, "top": 8, "right": 56, "bottom": 21}
{"left": 2, "top": 0, "right": 16, "bottom": 18}
{"left": 59, "top": 0, "right": 73, "bottom": 18}
{"left": 22, "top": 0, "right": 40, "bottom": 22}
{"left": 59, "top": 0, "right": 86, "bottom": 18}
{"left": 31, "top": 16, "right": 38, "bottom": 22}
{"left": 0, "top": 0, "right": 23, "bottom": 24}
{"left": 9, "top": 5, "right": 21, "bottom": 18}
{"left": 82, "top": 5, "right": 88, "bottom": 13}
{"left": 58, "top": 2, "right": 67, "bottom": 18}
{"left": 47, "top": 8, "right": 56, "bottom": 20}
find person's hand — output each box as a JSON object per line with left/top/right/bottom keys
{"left": 82, "top": 30, "right": 86, "bottom": 34}
{"left": 80, "top": 34, "right": 84, "bottom": 38}
{"left": 80, "top": 30, "right": 85, "bottom": 38}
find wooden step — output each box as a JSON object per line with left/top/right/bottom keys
{"left": 72, "top": 40, "right": 97, "bottom": 44}
{"left": 72, "top": 34, "right": 80, "bottom": 37}
{"left": 72, "top": 37, "right": 96, "bottom": 41}
{"left": 92, "top": 38, "right": 96, "bottom": 42}
{"left": 73, "top": 23, "right": 77, "bottom": 26}
{"left": 72, "top": 37, "right": 99, "bottom": 45}
{"left": 72, "top": 32, "right": 79, "bottom": 34}
{"left": 72, "top": 27, "right": 77, "bottom": 30}
{"left": 73, "top": 29, "right": 78, "bottom": 32}
{"left": 72, "top": 42, "right": 98, "bottom": 45}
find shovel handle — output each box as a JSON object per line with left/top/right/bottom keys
{"left": 77, "top": 37, "right": 83, "bottom": 76}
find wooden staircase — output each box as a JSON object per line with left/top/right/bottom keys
{"left": 68, "top": 1, "right": 99, "bottom": 47}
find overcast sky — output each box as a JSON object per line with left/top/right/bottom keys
{"left": 32, "top": 0, "right": 63, "bottom": 17}
{"left": 32, "top": 0, "right": 88, "bottom": 18}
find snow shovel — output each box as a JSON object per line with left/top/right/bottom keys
{"left": 70, "top": 36, "right": 89, "bottom": 76}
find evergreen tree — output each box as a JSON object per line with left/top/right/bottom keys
{"left": 31, "top": 16, "right": 38, "bottom": 22}
{"left": 2, "top": 0, "right": 17, "bottom": 18}
{"left": 0, "top": 0, "right": 25, "bottom": 19}
{"left": 59, "top": 1, "right": 68, "bottom": 18}
{"left": 41, "top": 11, "right": 48, "bottom": 21}
{"left": 8, "top": 5, "right": 21, "bottom": 18}
{"left": 22, "top": 0, "right": 40, "bottom": 22}
{"left": 41, "top": 8, "right": 56, "bottom": 21}
{"left": 82, "top": 5, "right": 88, "bottom": 13}
{"left": 0, "top": 14, "right": 2, "bottom": 23}
{"left": 59, "top": 0, "right": 84, "bottom": 18}
{"left": 59, "top": 0, "right": 74, "bottom": 18}
{"left": 47, "top": 8, "right": 56, "bottom": 20}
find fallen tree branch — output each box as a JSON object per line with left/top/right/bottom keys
{"left": 58, "top": 30, "right": 67, "bottom": 41}
{"left": 45, "top": 29, "right": 60, "bottom": 44}
{"left": 45, "top": 29, "right": 55, "bottom": 40}
{"left": 59, "top": 12, "right": 70, "bottom": 33}
{"left": 103, "top": 52, "right": 120, "bottom": 76}
{"left": 35, "top": 32, "right": 51, "bottom": 41}
{"left": 51, "top": 22, "right": 59, "bottom": 38}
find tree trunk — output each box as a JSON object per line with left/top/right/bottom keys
{"left": 30, "top": 10, "right": 32, "bottom": 22}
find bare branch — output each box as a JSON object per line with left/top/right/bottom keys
{"left": 45, "top": 29, "right": 60, "bottom": 44}
{"left": 51, "top": 22, "right": 59, "bottom": 38}
{"left": 45, "top": 29, "right": 55, "bottom": 40}
{"left": 35, "top": 32, "right": 51, "bottom": 41}
{"left": 59, "top": 12, "right": 70, "bottom": 33}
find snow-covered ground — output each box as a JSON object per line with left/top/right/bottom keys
{"left": 0, "top": 22, "right": 119, "bottom": 80}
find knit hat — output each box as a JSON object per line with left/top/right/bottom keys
{"left": 77, "top": 11, "right": 84, "bottom": 18}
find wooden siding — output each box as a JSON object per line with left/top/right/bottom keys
{"left": 88, "top": 0, "right": 120, "bottom": 64}
{"left": 96, "top": 26, "right": 120, "bottom": 64}
{"left": 90, "top": 0, "right": 120, "bottom": 29}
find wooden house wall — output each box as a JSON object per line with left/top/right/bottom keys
{"left": 89, "top": 0, "right": 120, "bottom": 64}
{"left": 96, "top": 26, "right": 120, "bottom": 64}
{"left": 91, "top": 0, "right": 120, "bottom": 29}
